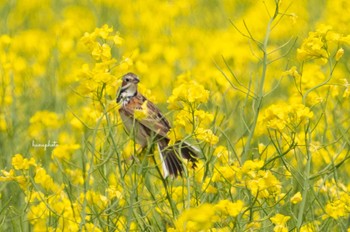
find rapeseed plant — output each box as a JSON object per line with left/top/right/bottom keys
{"left": 1, "top": 0, "right": 350, "bottom": 231}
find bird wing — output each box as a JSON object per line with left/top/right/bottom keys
{"left": 122, "top": 93, "right": 171, "bottom": 138}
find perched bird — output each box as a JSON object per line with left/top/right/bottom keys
{"left": 116, "top": 72, "right": 198, "bottom": 177}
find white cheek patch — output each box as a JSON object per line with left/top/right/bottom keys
{"left": 119, "top": 83, "right": 137, "bottom": 106}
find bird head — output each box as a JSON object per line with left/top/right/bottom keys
{"left": 116, "top": 72, "right": 140, "bottom": 103}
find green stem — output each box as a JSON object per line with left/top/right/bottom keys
{"left": 302, "top": 60, "right": 337, "bottom": 104}
{"left": 296, "top": 124, "right": 311, "bottom": 229}
{"left": 242, "top": 17, "right": 273, "bottom": 161}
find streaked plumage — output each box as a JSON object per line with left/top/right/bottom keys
{"left": 116, "top": 72, "right": 197, "bottom": 177}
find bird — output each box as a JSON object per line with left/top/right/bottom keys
{"left": 116, "top": 72, "right": 198, "bottom": 177}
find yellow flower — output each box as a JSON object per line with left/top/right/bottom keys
{"left": 205, "top": 185, "right": 218, "bottom": 194}
{"left": 194, "top": 127, "right": 219, "bottom": 145}
{"left": 246, "top": 221, "right": 262, "bottom": 231}
{"left": 173, "top": 110, "right": 191, "bottom": 129}
{"left": 170, "top": 186, "right": 188, "bottom": 203}
{"left": 113, "top": 33, "right": 123, "bottom": 46}
{"left": 215, "top": 199, "right": 244, "bottom": 217}
{"left": 106, "top": 185, "right": 123, "bottom": 200}
{"left": 259, "top": 103, "right": 313, "bottom": 132}
{"left": 342, "top": 79, "right": 350, "bottom": 98}
{"left": 29, "top": 111, "right": 61, "bottom": 128}
{"left": 0, "top": 115, "right": 6, "bottom": 131}
{"left": 122, "top": 141, "right": 141, "bottom": 160}
{"left": 214, "top": 146, "right": 230, "bottom": 164}
{"left": 290, "top": 192, "right": 303, "bottom": 204}
{"left": 244, "top": 169, "right": 282, "bottom": 200}
{"left": 283, "top": 66, "right": 301, "bottom": 79}
{"left": 80, "top": 190, "right": 108, "bottom": 210}
{"left": 12, "top": 154, "right": 36, "bottom": 170}
{"left": 216, "top": 166, "right": 236, "bottom": 181}
{"left": 340, "top": 34, "right": 350, "bottom": 45}
{"left": 167, "top": 80, "right": 215, "bottom": 146}
{"left": 51, "top": 144, "right": 80, "bottom": 160}
{"left": 335, "top": 47, "right": 344, "bottom": 61}
{"left": 65, "top": 168, "right": 84, "bottom": 185}
{"left": 95, "top": 24, "right": 113, "bottom": 39}
{"left": 34, "top": 167, "right": 59, "bottom": 192}
{"left": 0, "top": 169, "right": 15, "bottom": 182}
{"left": 240, "top": 159, "right": 264, "bottom": 174}
{"left": 94, "top": 72, "right": 115, "bottom": 83}
{"left": 324, "top": 199, "right": 347, "bottom": 219}
{"left": 83, "top": 223, "right": 102, "bottom": 232}
{"left": 172, "top": 203, "right": 218, "bottom": 231}
{"left": 134, "top": 100, "right": 149, "bottom": 120}
{"left": 25, "top": 191, "right": 44, "bottom": 204}
{"left": 27, "top": 202, "right": 49, "bottom": 225}
{"left": 168, "top": 81, "right": 209, "bottom": 110}
{"left": 32, "top": 112, "right": 53, "bottom": 127}
{"left": 300, "top": 221, "right": 319, "bottom": 232}
{"left": 80, "top": 32, "right": 96, "bottom": 50}
{"left": 14, "top": 175, "right": 28, "bottom": 190}
{"left": 91, "top": 42, "right": 112, "bottom": 61}
{"left": 29, "top": 111, "right": 61, "bottom": 138}
{"left": 194, "top": 110, "right": 214, "bottom": 127}
{"left": 296, "top": 25, "right": 349, "bottom": 65}
{"left": 0, "top": 34, "right": 11, "bottom": 46}
{"left": 270, "top": 214, "right": 290, "bottom": 232}
{"left": 296, "top": 25, "right": 331, "bottom": 64}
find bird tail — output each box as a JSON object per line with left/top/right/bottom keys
{"left": 157, "top": 139, "right": 198, "bottom": 178}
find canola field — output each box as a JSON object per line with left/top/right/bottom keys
{"left": 1, "top": 0, "right": 350, "bottom": 231}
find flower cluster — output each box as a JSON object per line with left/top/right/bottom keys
{"left": 167, "top": 80, "right": 218, "bottom": 145}
{"left": 1, "top": 0, "right": 350, "bottom": 231}
{"left": 297, "top": 24, "right": 350, "bottom": 64}
{"left": 78, "top": 24, "right": 124, "bottom": 98}
{"left": 169, "top": 200, "right": 244, "bottom": 231}
{"left": 0, "top": 154, "right": 129, "bottom": 231}
{"left": 259, "top": 103, "right": 314, "bottom": 131}
{"left": 270, "top": 214, "right": 291, "bottom": 232}
{"left": 315, "top": 178, "right": 350, "bottom": 220}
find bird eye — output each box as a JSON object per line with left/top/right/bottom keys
{"left": 125, "top": 78, "right": 130, "bottom": 82}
